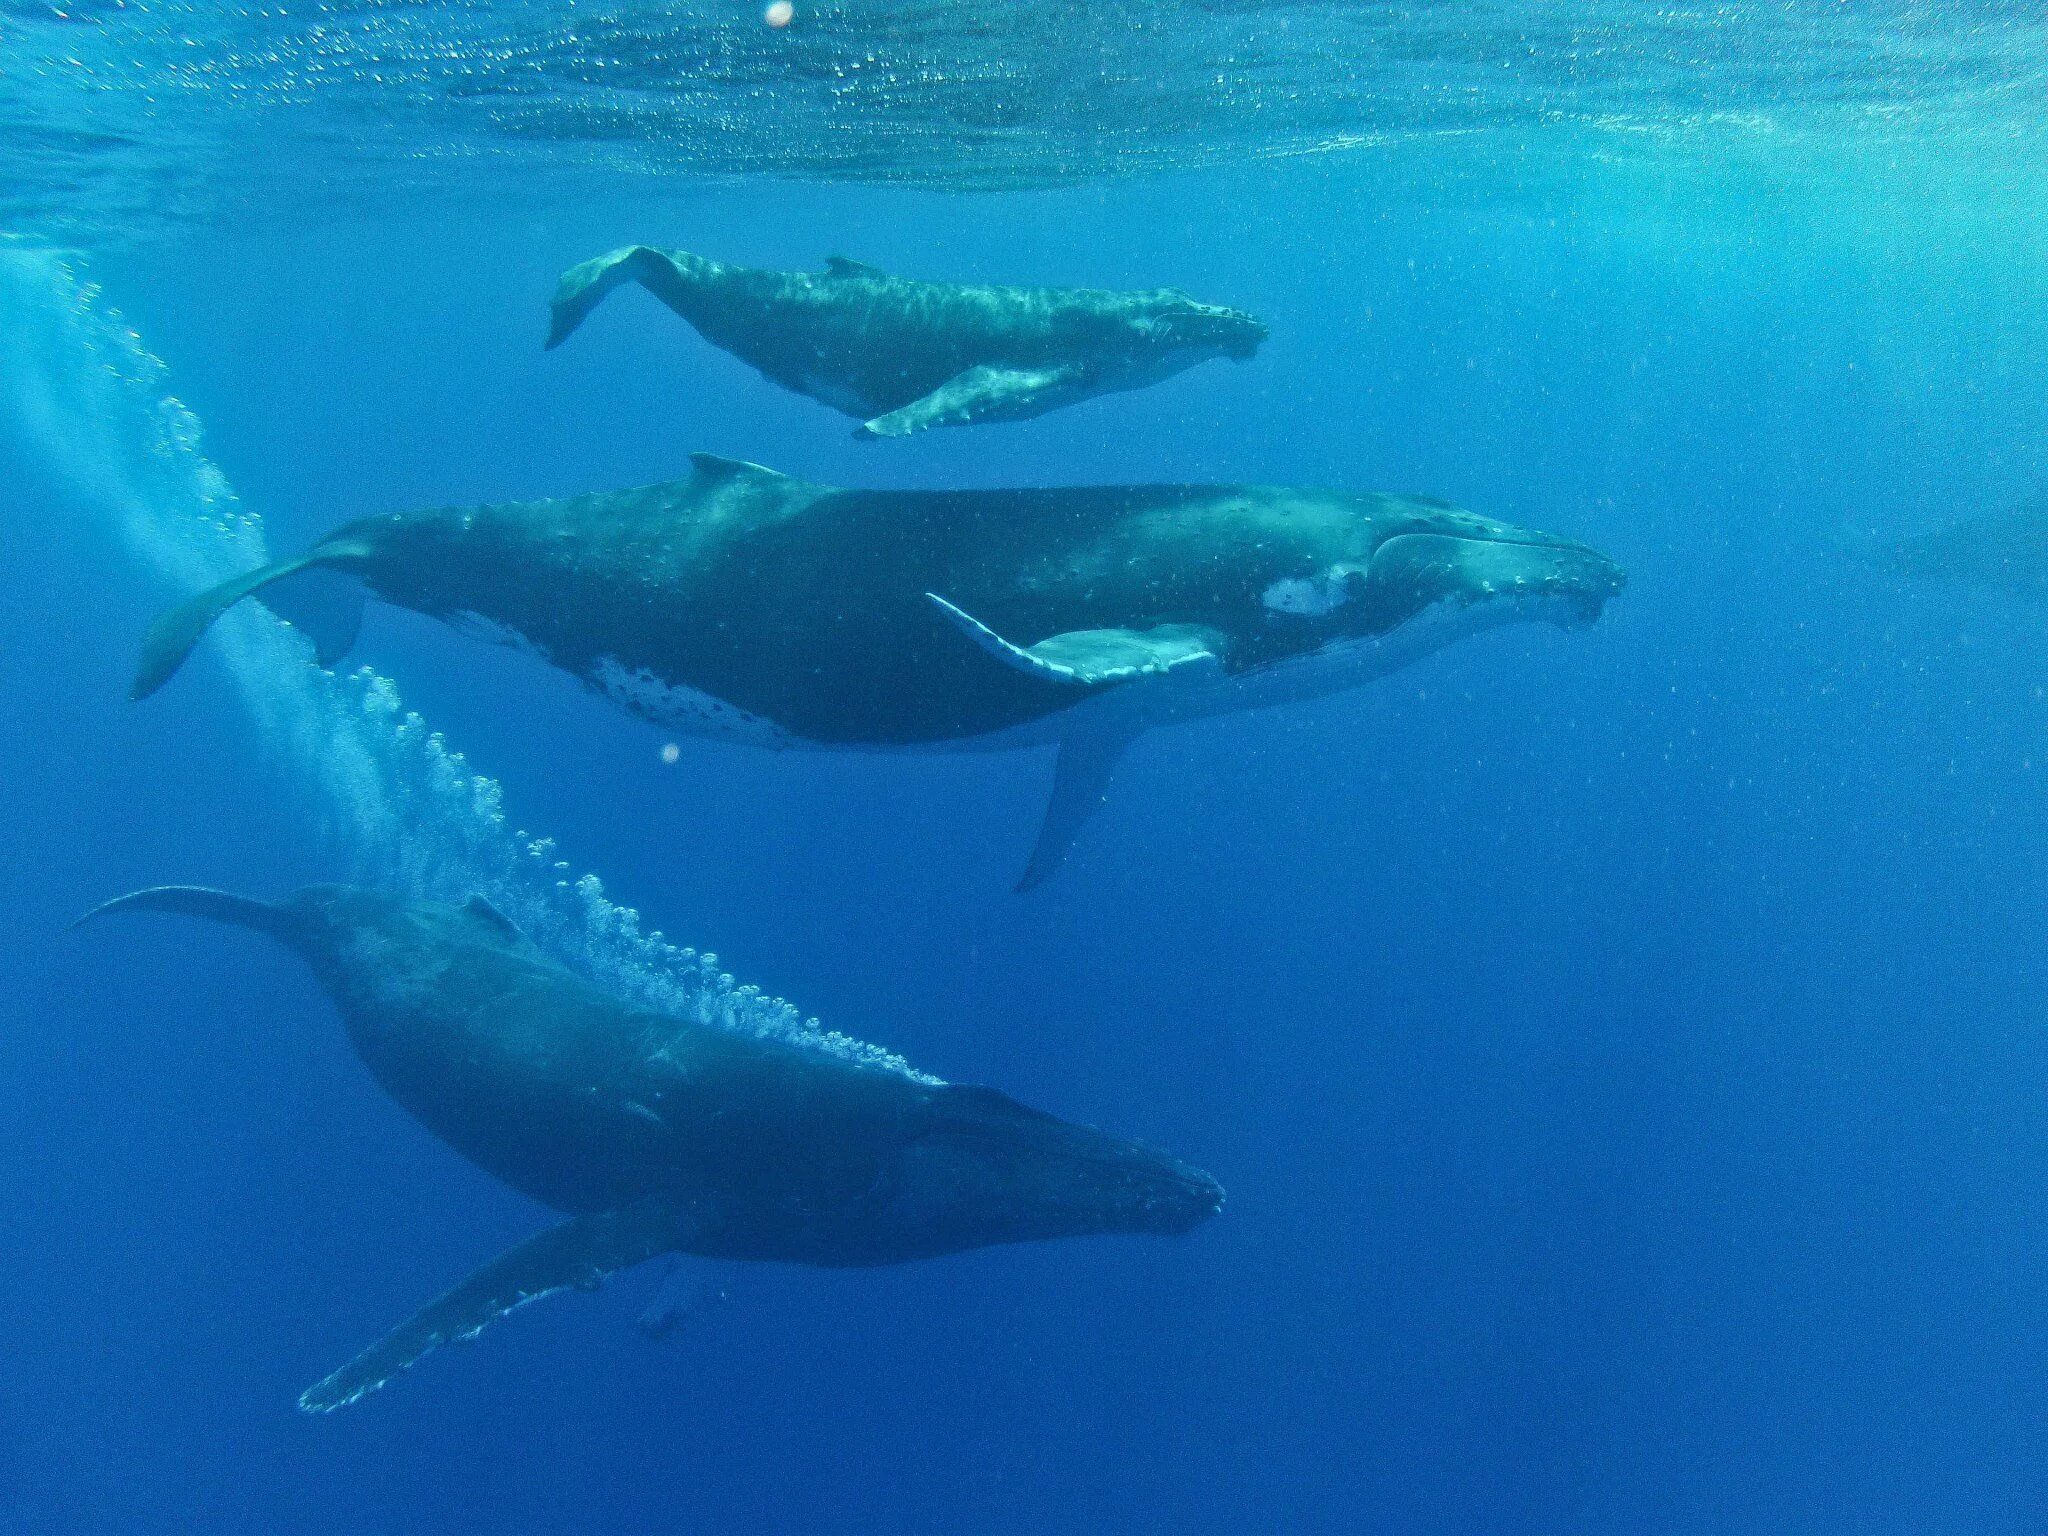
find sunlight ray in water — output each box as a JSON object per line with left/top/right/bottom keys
{"left": 0, "top": 240, "right": 930, "bottom": 1081}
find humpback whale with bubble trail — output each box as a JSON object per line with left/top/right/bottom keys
{"left": 79, "top": 882, "right": 1221, "bottom": 1411}
{"left": 131, "top": 457, "right": 1626, "bottom": 888}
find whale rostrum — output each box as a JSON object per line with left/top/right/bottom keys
{"left": 545, "top": 245, "right": 1267, "bottom": 437}
{"left": 132, "top": 457, "right": 1626, "bottom": 887}
{"left": 78, "top": 883, "right": 1222, "bottom": 1410}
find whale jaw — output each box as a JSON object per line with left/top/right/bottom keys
{"left": 1146, "top": 296, "right": 1267, "bottom": 363}
{"left": 823, "top": 1084, "right": 1222, "bottom": 1265}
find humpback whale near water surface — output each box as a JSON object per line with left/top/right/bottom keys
{"left": 79, "top": 883, "right": 1221, "bottom": 1410}
{"left": 545, "top": 245, "right": 1267, "bottom": 437}
{"left": 132, "top": 458, "right": 1625, "bottom": 887}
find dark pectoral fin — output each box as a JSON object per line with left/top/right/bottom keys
{"left": 859, "top": 364, "right": 1082, "bottom": 438}
{"left": 71, "top": 884, "right": 293, "bottom": 941}
{"left": 920, "top": 597, "right": 1220, "bottom": 889}
{"left": 1017, "top": 715, "right": 1142, "bottom": 894}
{"left": 299, "top": 1201, "right": 691, "bottom": 1413}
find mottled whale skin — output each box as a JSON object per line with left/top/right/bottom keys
{"left": 78, "top": 883, "right": 1220, "bottom": 1411}
{"left": 132, "top": 457, "right": 1625, "bottom": 886}
{"left": 545, "top": 245, "right": 1267, "bottom": 437}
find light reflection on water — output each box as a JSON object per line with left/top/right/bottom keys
{"left": 2, "top": 1, "right": 2045, "bottom": 234}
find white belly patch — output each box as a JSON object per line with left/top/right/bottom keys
{"left": 588, "top": 655, "right": 800, "bottom": 748}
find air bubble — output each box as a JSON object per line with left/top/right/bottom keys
{"left": 1, "top": 248, "right": 934, "bottom": 1085}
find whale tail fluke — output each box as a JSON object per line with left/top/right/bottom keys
{"left": 72, "top": 885, "right": 294, "bottom": 940}
{"left": 546, "top": 245, "right": 696, "bottom": 349}
{"left": 133, "top": 544, "right": 369, "bottom": 700}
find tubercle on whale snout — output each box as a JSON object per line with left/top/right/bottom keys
{"left": 1145, "top": 1169, "right": 1226, "bottom": 1235}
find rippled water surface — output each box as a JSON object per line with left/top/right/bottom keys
{"left": 4, "top": 1, "right": 2046, "bottom": 232}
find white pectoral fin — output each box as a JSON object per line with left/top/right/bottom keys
{"left": 298, "top": 1201, "right": 691, "bottom": 1413}
{"left": 1017, "top": 715, "right": 1141, "bottom": 893}
{"left": 924, "top": 594, "right": 1226, "bottom": 687}
{"left": 859, "top": 363, "right": 1084, "bottom": 437}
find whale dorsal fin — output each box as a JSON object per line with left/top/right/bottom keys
{"left": 935, "top": 1083, "right": 1064, "bottom": 1127}
{"left": 823, "top": 256, "right": 883, "bottom": 279}
{"left": 925, "top": 593, "right": 1227, "bottom": 687}
{"left": 299, "top": 1200, "right": 694, "bottom": 1412}
{"left": 688, "top": 452, "right": 789, "bottom": 488}
{"left": 462, "top": 894, "right": 523, "bottom": 940}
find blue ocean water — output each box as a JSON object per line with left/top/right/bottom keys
{"left": 5, "top": 6, "right": 2048, "bottom": 1532}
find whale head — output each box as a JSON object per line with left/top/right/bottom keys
{"left": 1140, "top": 289, "right": 1268, "bottom": 362}
{"left": 859, "top": 1084, "right": 1223, "bottom": 1261}
{"left": 1259, "top": 519, "right": 1625, "bottom": 644}
{"left": 1232, "top": 510, "right": 1623, "bottom": 693}
{"left": 1376, "top": 527, "right": 1627, "bottom": 633}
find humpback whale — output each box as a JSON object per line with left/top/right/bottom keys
{"left": 545, "top": 245, "right": 1267, "bottom": 437}
{"left": 78, "top": 883, "right": 1221, "bottom": 1410}
{"left": 132, "top": 459, "right": 1626, "bottom": 888}
{"left": 1856, "top": 490, "right": 2048, "bottom": 598}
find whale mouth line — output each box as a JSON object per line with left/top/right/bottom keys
{"left": 924, "top": 1123, "right": 1215, "bottom": 1201}
{"left": 931, "top": 1123, "right": 1182, "bottom": 1172}
{"left": 1224, "top": 578, "right": 1614, "bottom": 704}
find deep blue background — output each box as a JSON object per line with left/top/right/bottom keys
{"left": 5, "top": 144, "right": 2048, "bottom": 1532}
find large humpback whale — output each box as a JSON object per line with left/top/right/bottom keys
{"left": 79, "top": 883, "right": 1221, "bottom": 1410}
{"left": 545, "top": 245, "right": 1267, "bottom": 437}
{"left": 132, "top": 458, "right": 1626, "bottom": 888}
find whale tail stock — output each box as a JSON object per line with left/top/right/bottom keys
{"left": 546, "top": 245, "right": 705, "bottom": 350}
{"left": 72, "top": 885, "right": 296, "bottom": 942}
{"left": 132, "top": 541, "right": 371, "bottom": 701}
